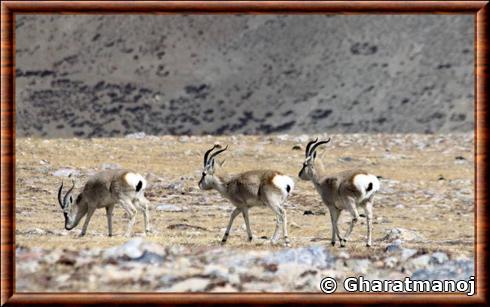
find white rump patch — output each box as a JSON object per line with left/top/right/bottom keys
{"left": 353, "top": 173, "right": 380, "bottom": 199}
{"left": 124, "top": 172, "right": 147, "bottom": 191}
{"left": 272, "top": 175, "right": 295, "bottom": 196}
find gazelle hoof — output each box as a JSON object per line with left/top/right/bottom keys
{"left": 366, "top": 243, "right": 372, "bottom": 248}
{"left": 331, "top": 241, "right": 336, "bottom": 247}
{"left": 248, "top": 236, "right": 253, "bottom": 242}
{"left": 340, "top": 239, "right": 346, "bottom": 247}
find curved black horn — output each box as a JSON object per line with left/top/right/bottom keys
{"left": 57, "top": 181, "right": 64, "bottom": 209}
{"left": 63, "top": 180, "right": 75, "bottom": 207}
{"left": 203, "top": 144, "right": 219, "bottom": 166}
{"left": 208, "top": 145, "right": 228, "bottom": 163}
{"left": 305, "top": 138, "right": 318, "bottom": 157}
{"left": 309, "top": 138, "right": 331, "bottom": 156}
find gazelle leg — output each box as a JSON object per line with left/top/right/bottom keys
{"left": 222, "top": 208, "right": 241, "bottom": 244}
{"left": 281, "top": 203, "right": 290, "bottom": 246}
{"left": 328, "top": 206, "right": 339, "bottom": 246}
{"left": 135, "top": 197, "right": 151, "bottom": 234}
{"left": 271, "top": 215, "right": 281, "bottom": 244}
{"left": 80, "top": 207, "right": 96, "bottom": 237}
{"left": 106, "top": 205, "right": 115, "bottom": 237}
{"left": 268, "top": 203, "right": 287, "bottom": 246}
{"left": 242, "top": 208, "right": 253, "bottom": 242}
{"left": 364, "top": 200, "right": 374, "bottom": 247}
{"left": 343, "top": 198, "right": 360, "bottom": 245}
{"left": 119, "top": 199, "right": 137, "bottom": 237}
{"left": 332, "top": 207, "right": 346, "bottom": 247}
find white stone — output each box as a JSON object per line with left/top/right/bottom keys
{"left": 53, "top": 168, "right": 80, "bottom": 177}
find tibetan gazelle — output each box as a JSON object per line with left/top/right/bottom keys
{"left": 298, "top": 138, "right": 380, "bottom": 247}
{"left": 198, "top": 145, "right": 294, "bottom": 246}
{"left": 57, "top": 169, "right": 151, "bottom": 237}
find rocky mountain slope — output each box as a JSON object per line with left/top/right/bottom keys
{"left": 15, "top": 15, "right": 474, "bottom": 137}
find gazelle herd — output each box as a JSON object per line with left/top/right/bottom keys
{"left": 56, "top": 137, "right": 380, "bottom": 248}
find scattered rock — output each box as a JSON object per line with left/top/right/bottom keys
{"left": 15, "top": 239, "right": 474, "bottom": 292}
{"left": 338, "top": 156, "right": 353, "bottom": 162}
{"left": 166, "top": 278, "right": 210, "bottom": 292}
{"left": 382, "top": 228, "right": 424, "bottom": 242}
{"left": 178, "top": 136, "right": 191, "bottom": 143}
{"left": 412, "top": 260, "right": 474, "bottom": 281}
{"left": 24, "top": 228, "right": 48, "bottom": 235}
{"left": 53, "top": 168, "right": 80, "bottom": 177}
{"left": 203, "top": 264, "right": 229, "bottom": 279}
{"left": 454, "top": 156, "right": 467, "bottom": 164}
{"left": 261, "top": 246, "right": 335, "bottom": 268}
{"left": 103, "top": 238, "right": 145, "bottom": 260}
{"left": 303, "top": 210, "right": 314, "bottom": 215}
{"left": 385, "top": 239, "right": 403, "bottom": 253}
{"left": 400, "top": 248, "right": 418, "bottom": 261}
{"left": 384, "top": 256, "right": 398, "bottom": 268}
{"left": 263, "top": 263, "right": 278, "bottom": 272}
{"left": 167, "top": 224, "right": 208, "bottom": 231}
{"left": 100, "top": 163, "right": 121, "bottom": 170}
{"left": 57, "top": 253, "right": 77, "bottom": 266}
{"left": 164, "top": 181, "right": 184, "bottom": 192}
{"left": 291, "top": 144, "right": 302, "bottom": 150}
{"left": 156, "top": 204, "right": 186, "bottom": 212}
{"left": 337, "top": 251, "right": 350, "bottom": 259}
{"left": 409, "top": 254, "right": 432, "bottom": 270}
{"left": 210, "top": 284, "right": 237, "bottom": 292}
{"left": 430, "top": 252, "right": 449, "bottom": 265}
{"left": 348, "top": 259, "right": 370, "bottom": 274}
{"left": 134, "top": 251, "right": 165, "bottom": 265}
{"left": 125, "top": 132, "right": 146, "bottom": 139}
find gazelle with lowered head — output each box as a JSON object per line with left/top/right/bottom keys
{"left": 298, "top": 138, "right": 380, "bottom": 247}
{"left": 57, "top": 169, "right": 151, "bottom": 237}
{"left": 198, "top": 145, "right": 294, "bottom": 246}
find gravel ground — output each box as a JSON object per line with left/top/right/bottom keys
{"left": 15, "top": 133, "right": 474, "bottom": 292}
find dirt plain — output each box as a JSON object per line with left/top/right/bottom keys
{"left": 15, "top": 133, "right": 475, "bottom": 291}
{"left": 16, "top": 133, "right": 474, "bottom": 252}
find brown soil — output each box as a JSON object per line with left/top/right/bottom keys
{"left": 15, "top": 133, "right": 474, "bottom": 258}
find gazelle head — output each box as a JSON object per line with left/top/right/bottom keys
{"left": 198, "top": 144, "right": 228, "bottom": 190}
{"left": 57, "top": 179, "right": 84, "bottom": 230}
{"left": 57, "top": 180, "right": 76, "bottom": 214}
{"left": 298, "top": 137, "right": 331, "bottom": 181}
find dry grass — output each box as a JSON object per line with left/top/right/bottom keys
{"left": 15, "top": 134, "right": 474, "bottom": 258}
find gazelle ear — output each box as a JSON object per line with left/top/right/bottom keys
{"left": 313, "top": 151, "right": 317, "bottom": 159}
{"left": 217, "top": 159, "right": 226, "bottom": 167}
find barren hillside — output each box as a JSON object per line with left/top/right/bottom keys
{"left": 16, "top": 15, "right": 473, "bottom": 137}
